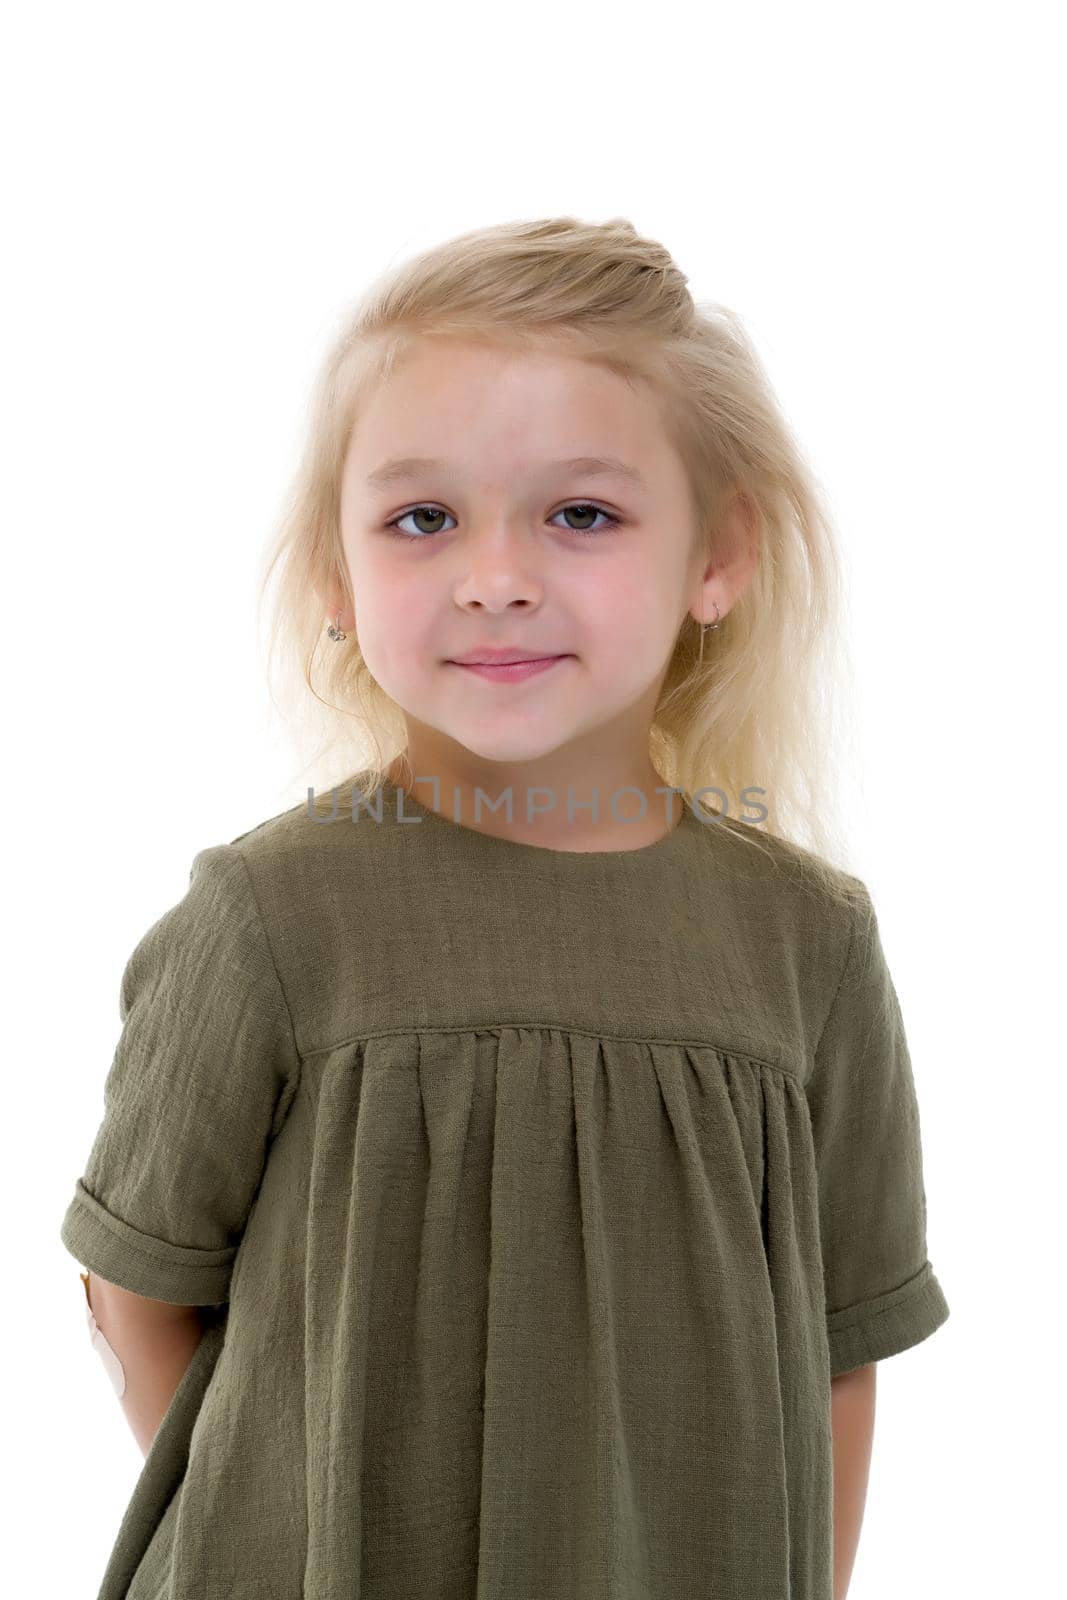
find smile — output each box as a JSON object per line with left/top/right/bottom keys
{"left": 447, "top": 656, "right": 570, "bottom": 682}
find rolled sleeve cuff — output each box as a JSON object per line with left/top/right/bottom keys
{"left": 60, "top": 1179, "right": 235, "bottom": 1306}
{"left": 827, "top": 1259, "right": 950, "bottom": 1377}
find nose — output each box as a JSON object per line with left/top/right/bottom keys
{"left": 451, "top": 524, "right": 547, "bottom": 614}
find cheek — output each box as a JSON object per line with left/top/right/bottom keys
{"left": 579, "top": 568, "right": 667, "bottom": 650}
{"left": 599, "top": 585, "right": 683, "bottom": 689}
{"left": 357, "top": 588, "right": 437, "bottom": 677}
{"left": 348, "top": 551, "right": 422, "bottom": 627}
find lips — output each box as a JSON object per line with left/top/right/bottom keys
{"left": 448, "top": 649, "right": 567, "bottom": 665}
{"left": 448, "top": 655, "right": 569, "bottom": 682}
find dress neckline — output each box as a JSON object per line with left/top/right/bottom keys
{"left": 372, "top": 774, "right": 714, "bottom": 869}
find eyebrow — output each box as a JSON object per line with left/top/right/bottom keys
{"left": 364, "top": 454, "right": 649, "bottom": 493}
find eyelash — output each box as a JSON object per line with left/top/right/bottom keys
{"left": 383, "top": 502, "right": 623, "bottom": 540}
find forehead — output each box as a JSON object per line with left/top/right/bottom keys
{"left": 345, "top": 338, "right": 674, "bottom": 489}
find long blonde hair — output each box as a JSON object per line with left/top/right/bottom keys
{"left": 257, "top": 216, "right": 863, "bottom": 904}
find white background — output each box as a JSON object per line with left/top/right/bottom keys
{"left": 5, "top": 2, "right": 1063, "bottom": 1594}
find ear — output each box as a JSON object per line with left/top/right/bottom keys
{"left": 320, "top": 572, "right": 355, "bottom": 633}
{"left": 688, "top": 488, "right": 760, "bottom": 627}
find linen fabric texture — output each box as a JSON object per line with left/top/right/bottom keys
{"left": 60, "top": 773, "right": 950, "bottom": 1599}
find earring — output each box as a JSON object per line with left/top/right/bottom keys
{"left": 326, "top": 614, "right": 347, "bottom": 643}
{"left": 701, "top": 602, "right": 722, "bottom": 633}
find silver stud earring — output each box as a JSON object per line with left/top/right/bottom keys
{"left": 326, "top": 614, "right": 347, "bottom": 643}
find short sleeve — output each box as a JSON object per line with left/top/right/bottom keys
{"left": 806, "top": 881, "right": 951, "bottom": 1377}
{"left": 59, "top": 843, "right": 301, "bottom": 1307}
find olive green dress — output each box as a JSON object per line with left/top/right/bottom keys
{"left": 60, "top": 773, "right": 950, "bottom": 1600}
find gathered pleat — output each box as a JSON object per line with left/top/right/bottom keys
{"left": 294, "top": 1028, "right": 833, "bottom": 1600}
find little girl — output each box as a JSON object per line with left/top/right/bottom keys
{"left": 61, "top": 216, "right": 950, "bottom": 1600}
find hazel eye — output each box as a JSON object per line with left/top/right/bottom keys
{"left": 549, "top": 504, "right": 621, "bottom": 535}
{"left": 384, "top": 502, "right": 622, "bottom": 540}
{"left": 387, "top": 506, "right": 457, "bottom": 538}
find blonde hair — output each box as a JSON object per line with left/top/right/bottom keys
{"left": 257, "top": 216, "right": 864, "bottom": 906}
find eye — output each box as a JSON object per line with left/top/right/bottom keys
{"left": 551, "top": 503, "right": 622, "bottom": 536}
{"left": 385, "top": 506, "right": 457, "bottom": 538}
{"left": 383, "top": 502, "right": 623, "bottom": 540}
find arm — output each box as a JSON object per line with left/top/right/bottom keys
{"left": 830, "top": 1363, "right": 876, "bottom": 1600}
{"left": 84, "top": 1271, "right": 206, "bottom": 1459}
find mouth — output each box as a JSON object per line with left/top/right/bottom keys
{"left": 446, "top": 655, "right": 571, "bottom": 682}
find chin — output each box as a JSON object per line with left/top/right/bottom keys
{"left": 442, "top": 733, "right": 572, "bottom": 767}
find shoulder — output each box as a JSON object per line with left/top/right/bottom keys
{"left": 116, "top": 836, "right": 292, "bottom": 1027}
{"left": 224, "top": 773, "right": 381, "bottom": 870}
{"left": 208, "top": 775, "right": 413, "bottom": 1052}
{"left": 214, "top": 773, "right": 398, "bottom": 957}
{"left": 693, "top": 803, "right": 866, "bottom": 912}
{"left": 687, "top": 805, "right": 870, "bottom": 1006}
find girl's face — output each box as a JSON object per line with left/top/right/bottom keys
{"left": 337, "top": 337, "right": 735, "bottom": 802}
